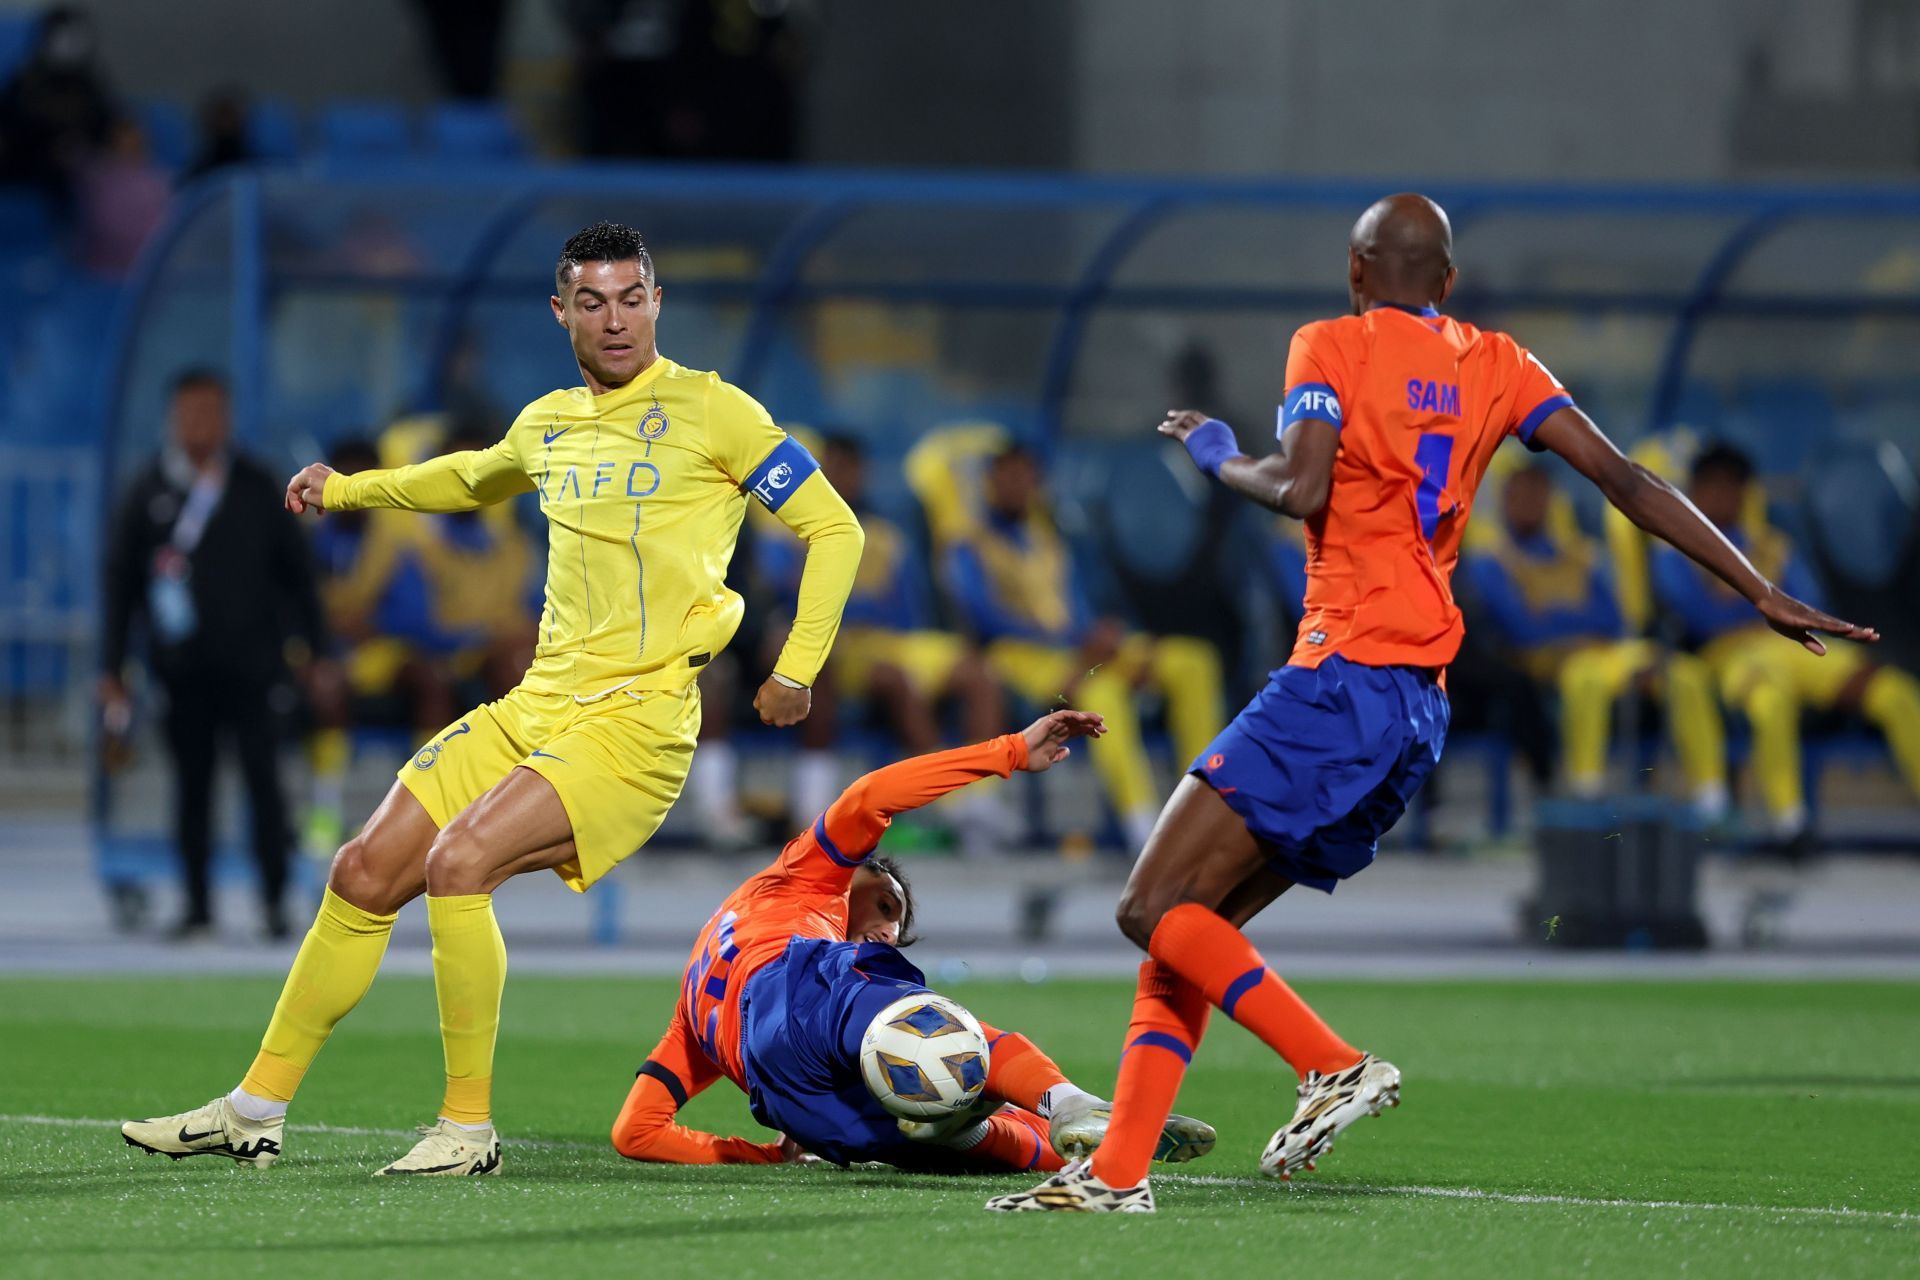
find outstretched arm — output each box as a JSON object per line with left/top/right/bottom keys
{"left": 816, "top": 710, "right": 1105, "bottom": 863}
{"left": 1532, "top": 406, "right": 1878, "bottom": 655}
{"left": 754, "top": 462, "right": 864, "bottom": 726}
{"left": 611, "top": 1019, "right": 784, "bottom": 1165}
{"left": 287, "top": 438, "right": 532, "bottom": 517}
{"left": 1159, "top": 410, "right": 1340, "bottom": 520}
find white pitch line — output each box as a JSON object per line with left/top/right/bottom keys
{"left": 1164, "top": 1174, "right": 1919, "bottom": 1224}
{"left": 10, "top": 1113, "right": 1916, "bottom": 1223}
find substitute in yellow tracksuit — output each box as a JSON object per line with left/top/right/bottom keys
{"left": 1461, "top": 464, "right": 1724, "bottom": 807}
{"left": 1655, "top": 444, "right": 1920, "bottom": 835}
{"left": 944, "top": 442, "right": 1223, "bottom": 850}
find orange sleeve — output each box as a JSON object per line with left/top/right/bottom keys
{"left": 811, "top": 733, "right": 1028, "bottom": 869}
{"left": 978, "top": 1020, "right": 1069, "bottom": 1111}
{"left": 1508, "top": 342, "right": 1574, "bottom": 449}
{"left": 1280, "top": 324, "right": 1348, "bottom": 438}
{"left": 611, "top": 1015, "right": 783, "bottom": 1165}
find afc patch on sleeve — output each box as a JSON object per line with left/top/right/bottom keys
{"left": 744, "top": 435, "right": 820, "bottom": 512}
{"left": 1280, "top": 383, "right": 1343, "bottom": 437}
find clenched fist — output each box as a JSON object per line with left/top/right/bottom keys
{"left": 285, "top": 463, "right": 336, "bottom": 515}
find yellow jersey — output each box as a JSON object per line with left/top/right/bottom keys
{"left": 322, "top": 355, "right": 863, "bottom": 698}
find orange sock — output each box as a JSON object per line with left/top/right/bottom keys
{"left": 1088, "top": 959, "right": 1210, "bottom": 1190}
{"left": 1149, "top": 902, "right": 1361, "bottom": 1080}
{"left": 966, "top": 1106, "right": 1064, "bottom": 1173}
{"left": 979, "top": 1023, "right": 1068, "bottom": 1111}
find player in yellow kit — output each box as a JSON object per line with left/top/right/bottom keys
{"left": 120, "top": 222, "right": 864, "bottom": 1177}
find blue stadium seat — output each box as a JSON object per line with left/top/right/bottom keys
{"left": 1804, "top": 442, "right": 1919, "bottom": 590}
{"left": 247, "top": 97, "right": 304, "bottom": 162}
{"left": 1666, "top": 379, "right": 1724, "bottom": 433}
{"left": 135, "top": 98, "right": 193, "bottom": 173}
{"left": 424, "top": 101, "right": 525, "bottom": 160}
{"left": 318, "top": 101, "right": 413, "bottom": 159}
{"left": 1727, "top": 377, "right": 1833, "bottom": 474}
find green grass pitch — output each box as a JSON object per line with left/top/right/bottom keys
{"left": 1, "top": 975, "right": 1914, "bottom": 1278}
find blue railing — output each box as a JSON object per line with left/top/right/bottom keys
{"left": 97, "top": 163, "right": 1920, "bottom": 482}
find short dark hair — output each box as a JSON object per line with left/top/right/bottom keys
{"left": 1691, "top": 442, "right": 1755, "bottom": 489}
{"left": 866, "top": 853, "right": 918, "bottom": 947}
{"left": 170, "top": 366, "right": 226, "bottom": 397}
{"left": 555, "top": 221, "right": 653, "bottom": 292}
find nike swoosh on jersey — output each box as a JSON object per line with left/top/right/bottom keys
{"left": 529, "top": 749, "right": 567, "bottom": 763}
{"left": 543, "top": 425, "right": 572, "bottom": 445}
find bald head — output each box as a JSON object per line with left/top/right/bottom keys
{"left": 1347, "top": 193, "right": 1456, "bottom": 315}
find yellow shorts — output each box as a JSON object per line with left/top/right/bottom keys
{"left": 399, "top": 681, "right": 701, "bottom": 892}
{"left": 1704, "top": 629, "right": 1871, "bottom": 708}
{"left": 347, "top": 638, "right": 411, "bottom": 696}
{"left": 833, "top": 628, "right": 970, "bottom": 695}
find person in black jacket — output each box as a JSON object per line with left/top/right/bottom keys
{"left": 100, "top": 368, "right": 330, "bottom": 940}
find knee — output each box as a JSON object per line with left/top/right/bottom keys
{"left": 1743, "top": 682, "right": 1796, "bottom": 728}
{"left": 950, "top": 650, "right": 999, "bottom": 699}
{"left": 329, "top": 836, "right": 408, "bottom": 915}
{"left": 1157, "top": 637, "right": 1221, "bottom": 689}
{"left": 423, "top": 822, "right": 486, "bottom": 897}
{"left": 1114, "top": 885, "right": 1175, "bottom": 951}
{"left": 866, "top": 661, "right": 912, "bottom": 704}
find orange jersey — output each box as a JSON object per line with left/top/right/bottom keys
{"left": 679, "top": 733, "right": 1028, "bottom": 1088}
{"left": 1281, "top": 303, "right": 1571, "bottom": 671}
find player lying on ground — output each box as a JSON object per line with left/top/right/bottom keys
{"left": 121, "top": 222, "right": 864, "bottom": 1177}
{"left": 991, "top": 193, "right": 1878, "bottom": 1213}
{"left": 612, "top": 709, "right": 1215, "bottom": 1172}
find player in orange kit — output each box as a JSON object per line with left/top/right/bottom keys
{"left": 990, "top": 193, "right": 1879, "bottom": 1213}
{"left": 611, "top": 709, "right": 1215, "bottom": 1172}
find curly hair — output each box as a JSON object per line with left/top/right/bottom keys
{"left": 555, "top": 221, "right": 653, "bottom": 292}
{"left": 865, "top": 853, "right": 919, "bottom": 947}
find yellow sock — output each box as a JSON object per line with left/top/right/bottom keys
{"left": 1153, "top": 636, "right": 1227, "bottom": 765}
{"left": 427, "top": 893, "right": 507, "bottom": 1126}
{"left": 308, "top": 727, "right": 350, "bottom": 778}
{"left": 1662, "top": 653, "right": 1726, "bottom": 792}
{"left": 1078, "top": 667, "right": 1155, "bottom": 816}
{"left": 1862, "top": 668, "right": 1920, "bottom": 797}
{"left": 241, "top": 888, "right": 397, "bottom": 1102}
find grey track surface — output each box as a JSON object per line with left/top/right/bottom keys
{"left": 4, "top": 810, "right": 1917, "bottom": 979}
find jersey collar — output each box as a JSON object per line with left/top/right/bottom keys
{"left": 1370, "top": 301, "right": 1441, "bottom": 318}
{"left": 582, "top": 353, "right": 672, "bottom": 408}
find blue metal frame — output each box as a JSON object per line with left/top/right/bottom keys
{"left": 100, "top": 166, "right": 1920, "bottom": 468}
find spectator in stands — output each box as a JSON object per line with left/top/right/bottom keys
{"left": 100, "top": 369, "right": 329, "bottom": 941}
{"left": 181, "top": 87, "right": 252, "bottom": 184}
{"left": 1461, "top": 462, "right": 1725, "bottom": 812}
{"left": 1654, "top": 443, "right": 1920, "bottom": 842}
{"left": 74, "top": 113, "right": 168, "bottom": 276}
{"left": 0, "top": 5, "right": 112, "bottom": 209}
{"left": 946, "top": 442, "right": 1224, "bottom": 851}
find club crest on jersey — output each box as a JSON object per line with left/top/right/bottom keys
{"left": 637, "top": 405, "right": 670, "bottom": 441}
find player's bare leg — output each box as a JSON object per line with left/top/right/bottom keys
{"left": 122, "top": 783, "right": 441, "bottom": 1166}
{"left": 376, "top": 766, "right": 576, "bottom": 1176}
{"left": 990, "top": 779, "right": 1390, "bottom": 1211}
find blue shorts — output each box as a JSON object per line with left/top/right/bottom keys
{"left": 1191, "top": 655, "right": 1449, "bottom": 892}
{"left": 737, "top": 937, "right": 936, "bottom": 1168}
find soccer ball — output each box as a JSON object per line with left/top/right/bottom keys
{"left": 858, "top": 993, "right": 990, "bottom": 1120}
